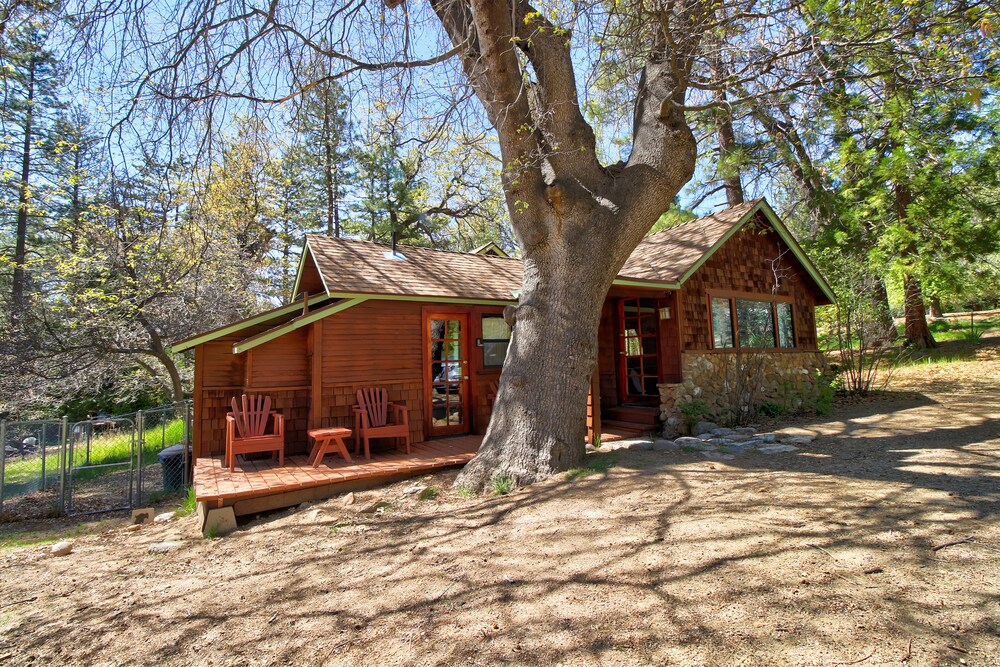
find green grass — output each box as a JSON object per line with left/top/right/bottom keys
{"left": 492, "top": 473, "right": 514, "bottom": 496}
{"left": 456, "top": 485, "right": 475, "bottom": 498}
{"left": 176, "top": 487, "right": 197, "bottom": 517}
{"left": 566, "top": 453, "right": 618, "bottom": 480}
{"left": 923, "top": 315, "right": 1000, "bottom": 342}
{"left": 417, "top": 486, "right": 440, "bottom": 501}
{"left": 2, "top": 419, "right": 186, "bottom": 497}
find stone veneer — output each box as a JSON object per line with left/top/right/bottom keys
{"left": 658, "top": 351, "right": 829, "bottom": 436}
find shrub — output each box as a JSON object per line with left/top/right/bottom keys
{"left": 679, "top": 398, "right": 712, "bottom": 426}
{"left": 757, "top": 401, "right": 785, "bottom": 417}
{"left": 492, "top": 473, "right": 514, "bottom": 496}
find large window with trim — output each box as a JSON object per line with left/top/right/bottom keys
{"left": 710, "top": 295, "right": 796, "bottom": 350}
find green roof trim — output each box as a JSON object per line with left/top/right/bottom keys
{"left": 170, "top": 295, "right": 332, "bottom": 353}
{"left": 612, "top": 278, "right": 681, "bottom": 290}
{"left": 233, "top": 297, "right": 369, "bottom": 354}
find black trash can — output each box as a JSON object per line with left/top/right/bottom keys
{"left": 157, "top": 444, "right": 192, "bottom": 492}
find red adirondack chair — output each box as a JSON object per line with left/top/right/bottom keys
{"left": 226, "top": 394, "right": 285, "bottom": 471}
{"left": 353, "top": 388, "right": 410, "bottom": 460}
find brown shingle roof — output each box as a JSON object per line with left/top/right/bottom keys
{"left": 618, "top": 199, "right": 761, "bottom": 284}
{"left": 305, "top": 235, "right": 524, "bottom": 301}
{"left": 304, "top": 198, "right": 834, "bottom": 303}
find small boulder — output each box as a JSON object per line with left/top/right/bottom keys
{"left": 710, "top": 428, "right": 735, "bottom": 437}
{"left": 50, "top": 541, "right": 73, "bottom": 556}
{"left": 153, "top": 511, "right": 176, "bottom": 524}
{"left": 148, "top": 540, "right": 185, "bottom": 553}
{"left": 733, "top": 427, "right": 758, "bottom": 436}
{"left": 342, "top": 492, "right": 356, "bottom": 506}
{"left": 701, "top": 452, "right": 736, "bottom": 461}
{"left": 628, "top": 440, "right": 654, "bottom": 451}
{"left": 758, "top": 444, "right": 799, "bottom": 454}
{"left": 401, "top": 484, "right": 427, "bottom": 496}
{"left": 652, "top": 439, "right": 679, "bottom": 452}
{"left": 691, "top": 421, "right": 718, "bottom": 436}
{"left": 757, "top": 433, "right": 779, "bottom": 443}
{"left": 675, "top": 437, "right": 714, "bottom": 451}
{"left": 124, "top": 524, "right": 142, "bottom": 533}
{"left": 782, "top": 435, "right": 816, "bottom": 446}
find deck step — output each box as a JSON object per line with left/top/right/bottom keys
{"left": 605, "top": 406, "right": 660, "bottom": 425}
{"left": 601, "top": 419, "right": 660, "bottom": 436}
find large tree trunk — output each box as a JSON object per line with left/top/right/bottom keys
{"left": 929, "top": 295, "right": 943, "bottom": 318}
{"left": 422, "top": 0, "right": 700, "bottom": 491}
{"left": 903, "top": 273, "right": 936, "bottom": 348}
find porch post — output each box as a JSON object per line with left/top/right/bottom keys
{"left": 310, "top": 319, "right": 323, "bottom": 429}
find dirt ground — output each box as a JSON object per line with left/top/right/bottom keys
{"left": 1, "top": 344, "right": 999, "bottom": 666}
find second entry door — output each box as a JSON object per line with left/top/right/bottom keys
{"left": 425, "top": 313, "right": 471, "bottom": 437}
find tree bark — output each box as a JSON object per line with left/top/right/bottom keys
{"left": 929, "top": 295, "right": 943, "bottom": 318}
{"left": 903, "top": 273, "right": 936, "bottom": 348}
{"left": 423, "top": 0, "right": 701, "bottom": 491}
{"left": 870, "top": 275, "right": 896, "bottom": 341}
{"left": 12, "top": 52, "right": 37, "bottom": 319}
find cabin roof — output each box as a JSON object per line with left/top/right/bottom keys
{"left": 302, "top": 235, "right": 524, "bottom": 302}
{"left": 173, "top": 199, "right": 834, "bottom": 351}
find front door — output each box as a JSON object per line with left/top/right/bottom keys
{"left": 618, "top": 297, "right": 661, "bottom": 404}
{"left": 425, "top": 313, "right": 471, "bottom": 437}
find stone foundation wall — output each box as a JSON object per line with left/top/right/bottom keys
{"left": 659, "top": 351, "right": 829, "bottom": 436}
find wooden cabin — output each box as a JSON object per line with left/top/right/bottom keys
{"left": 175, "top": 198, "right": 835, "bottom": 464}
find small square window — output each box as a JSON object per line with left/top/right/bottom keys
{"left": 482, "top": 316, "right": 511, "bottom": 368}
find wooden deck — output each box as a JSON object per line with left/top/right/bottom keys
{"left": 194, "top": 435, "right": 481, "bottom": 514}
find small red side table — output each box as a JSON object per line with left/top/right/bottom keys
{"left": 307, "top": 427, "right": 353, "bottom": 467}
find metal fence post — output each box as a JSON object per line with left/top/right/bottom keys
{"left": 59, "top": 416, "right": 69, "bottom": 515}
{"left": 183, "top": 400, "right": 192, "bottom": 487}
{"left": 136, "top": 410, "right": 144, "bottom": 506}
{"left": 0, "top": 419, "right": 7, "bottom": 514}
{"left": 39, "top": 424, "right": 47, "bottom": 492}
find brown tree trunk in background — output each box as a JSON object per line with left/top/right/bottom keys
{"left": 903, "top": 273, "right": 936, "bottom": 348}
{"left": 717, "top": 106, "right": 744, "bottom": 207}
{"left": 871, "top": 276, "right": 897, "bottom": 340}
{"left": 12, "top": 53, "right": 37, "bottom": 319}
{"left": 929, "top": 295, "right": 943, "bottom": 318}
{"left": 894, "top": 183, "right": 936, "bottom": 348}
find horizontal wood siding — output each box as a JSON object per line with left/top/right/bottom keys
{"left": 250, "top": 329, "right": 309, "bottom": 388}
{"left": 678, "top": 213, "right": 819, "bottom": 351}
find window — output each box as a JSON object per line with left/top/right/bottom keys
{"left": 736, "top": 299, "right": 776, "bottom": 348}
{"left": 481, "top": 315, "right": 511, "bottom": 367}
{"left": 711, "top": 297, "right": 735, "bottom": 349}
{"left": 710, "top": 295, "right": 795, "bottom": 350}
{"left": 777, "top": 302, "right": 795, "bottom": 348}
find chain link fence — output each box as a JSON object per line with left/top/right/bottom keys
{"left": 1, "top": 401, "right": 193, "bottom": 522}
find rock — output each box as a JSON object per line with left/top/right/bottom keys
{"left": 733, "top": 427, "right": 758, "bottom": 436}
{"left": 50, "top": 541, "right": 73, "bottom": 556}
{"left": 782, "top": 435, "right": 816, "bottom": 446}
{"left": 147, "top": 540, "right": 185, "bottom": 553}
{"left": 342, "top": 492, "right": 356, "bottom": 506}
{"left": 726, "top": 433, "right": 756, "bottom": 443}
{"left": 691, "top": 421, "right": 718, "bottom": 436}
{"left": 304, "top": 509, "right": 326, "bottom": 523}
{"left": 757, "top": 433, "right": 779, "bottom": 443}
{"left": 701, "top": 452, "right": 736, "bottom": 461}
{"left": 757, "top": 444, "right": 799, "bottom": 454}
{"left": 125, "top": 524, "right": 142, "bottom": 532}
{"left": 627, "top": 440, "right": 654, "bottom": 451}
{"left": 402, "top": 484, "right": 427, "bottom": 496}
{"left": 585, "top": 443, "right": 600, "bottom": 452}
{"left": 696, "top": 432, "right": 716, "bottom": 441}
{"left": 710, "top": 428, "right": 735, "bottom": 437}
{"left": 297, "top": 502, "right": 313, "bottom": 510}
{"left": 153, "top": 511, "right": 176, "bottom": 524}
{"left": 675, "top": 437, "right": 715, "bottom": 451}
{"left": 652, "top": 439, "right": 679, "bottom": 452}
{"left": 719, "top": 440, "right": 759, "bottom": 453}
{"left": 359, "top": 501, "right": 392, "bottom": 514}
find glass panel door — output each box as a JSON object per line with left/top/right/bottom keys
{"left": 619, "top": 297, "right": 661, "bottom": 403}
{"left": 426, "top": 313, "right": 470, "bottom": 436}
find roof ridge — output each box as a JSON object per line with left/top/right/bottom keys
{"left": 306, "top": 233, "right": 521, "bottom": 262}
{"left": 640, "top": 198, "right": 763, "bottom": 243}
